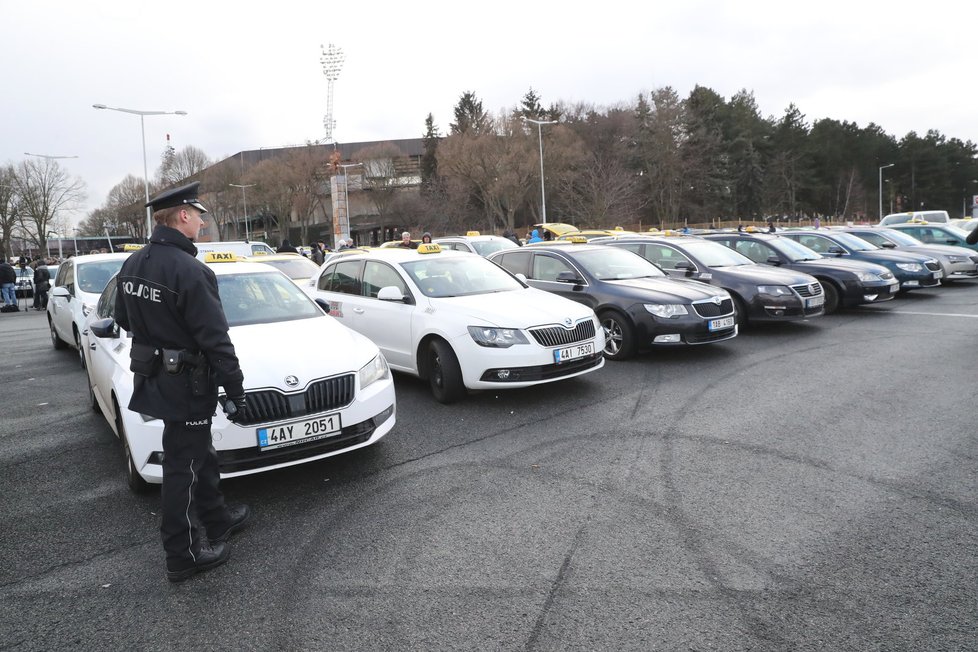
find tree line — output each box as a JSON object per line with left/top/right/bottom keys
{"left": 5, "top": 85, "right": 977, "bottom": 257}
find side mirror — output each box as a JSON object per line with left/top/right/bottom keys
{"left": 315, "top": 298, "right": 332, "bottom": 313}
{"left": 556, "top": 270, "right": 583, "bottom": 284}
{"left": 827, "top": 246, "right": 845, "bottom": 256}
{"left": 89, "top": 317, "right": 118, "bottom": 339}
{"left": 766, "top": 255, "right": 782, "bottom": 266}
{"left": 51, "top": 286, "right": 70, "bottom": 299}
{"left": 880, "top": 242, "right": 896, "bottom": 248}
{"left": 674, "top": 261, "right": 695, "bottom": 275}
{"left": 377, "top": 286, "right": 407, "bottom": 302}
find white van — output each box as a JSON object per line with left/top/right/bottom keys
{"left": 879, "top": 210, "right": 950, "bottom": 226}
{"left": 194, "top": 240, "right": 276, "bottom": 260}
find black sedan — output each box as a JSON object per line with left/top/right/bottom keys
{"left": 488, "top": 243, "right": 736, "bottom": 361}
{"left": 593, "top": 234, "right": 824, "bottom": 326}
{"left": 702, "top": 232, "right": 900, "bottom": 313}
{"left": 778, "top": 230, "right": 942, "bottom": 291}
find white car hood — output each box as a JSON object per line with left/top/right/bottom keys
{"left": 427, "top": 288, "right": 593, "bottom": 328}
{"left": 229, "top": 316, "right": 378, "bottom": 390}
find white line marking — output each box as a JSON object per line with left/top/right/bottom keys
{"left": 890, "top": 311, "right": 978, "bottom": 318}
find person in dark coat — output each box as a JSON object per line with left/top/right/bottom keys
{"left": 311, "top": 241, "right": 325, "bottom": 265}
{"left": 0, "top": 260, "right": 16, "bottom": 307}
{"left": 276, "top": 239, "right": 298, "bottom": 253}
{"left": 114, "top": 181, "right": 250, "bottom": 583}
{"left": 502, "top": 229, "right": 522, "bottom": 246}
{"left": 33, "top": 263, "right": 51, "bottom": 310}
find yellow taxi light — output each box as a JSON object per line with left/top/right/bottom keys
{"left": 204, "top": 252, "right": 240, "bottom": 263}
{"left": 417, "top": 243, "right": 443, "bottom": 254}
{"left": 568, "top": 236, "right": 589, "bottom": 243}
{"left": 251, "top": 251, "right": 268, "bottom": 256}
{"left": 122, "top": 243, "right": 144, "bottom": 251}
{"left": 647, "top": 227, "right": 660, "bottom": 233}
{"left": 466, "top": 230, "right": 481, "bottom": 236}
{"left": 614, "top": 226, "right": 624, "bottom": 231}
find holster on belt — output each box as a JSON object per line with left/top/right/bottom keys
{"left": 161, "top": 349, "right": 212, "bottom": 397}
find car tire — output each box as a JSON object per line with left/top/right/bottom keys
{"left": 74, "top": 328, "right": 86, "bottom": 369}
{"left": 115, "top": 399, "right": 152, "bottom": 494}
{"left": 599, "top": 310, "right": 636, "bottom": 361}
{"left": 731, "top": 294, "right": 749, "bottom": 327}
{"left": 49, "top": 317, "right": 67, "bottom": 350}
{"left": 820, "top": 281, "right": 840, "bottom": 314}
{"left": 87, "top": 372, "right": 102, "bottom": 415}
{"left": 427, "top": 339, "right": 465, "bottom": 404}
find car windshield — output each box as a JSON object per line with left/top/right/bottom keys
{"left": 401, "top": 255, "right": 524, "bottom": 297}
{"left": 768, "top": 237, "right": 823, "bottom": 262}
{"left": 680, "top": 240, "right": 754, "bottom": 267}
{"left": 878, "top": 230, "right": 922, "bottom": 246}
{"left": 572, "top": 248, "right": 667, "bottom": 280}
{"left": 77, "top": 260, "right": 127, "bottom": 293}
{"left": 471, "top": 239, "right": 518, "bottom": 256}
{"left": 254, "top": 257, "right": 320, "bottom": 279}
{"left": 830, "top": 232, "right": 878, "bottom": 251}
{"left": 217, "top": 271, "right": 322, "bottom": 326}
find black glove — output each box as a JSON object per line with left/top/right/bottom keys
{"left": 224, "top": 394, "right": 247, "bottom": 423}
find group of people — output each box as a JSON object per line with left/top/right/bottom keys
{"left": 0, "top": 255, "right": 54, "bottom": 312}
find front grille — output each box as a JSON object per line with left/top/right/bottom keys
{"left": 529, "top": 319, "right": 596, "bottom": 347}
{"left": 924, "top": 261, "right": 941, "bottom": 272}
{"left": 792, "top": 282, "right": 823, "bottom": 298}
{"left": 479, "top": 353, "right": 603, "bottom": 382}
{"left": 691, "top": 297, "right": 734, "bottom": 318}
{"left": 230, "top": 374, "right": 356, "bottom": 426}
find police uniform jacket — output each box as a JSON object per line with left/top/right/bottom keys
{"left": 115, "top": 225, "right": 245, "bottom": 421}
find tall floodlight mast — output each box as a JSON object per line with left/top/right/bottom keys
{"left": 320, "top": 43, "right": 345, "bottom": 144}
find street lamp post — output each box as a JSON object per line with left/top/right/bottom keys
{"left": 338, "top": 162, "right": 362, "bottom": 245}
{"left": 878, "top": 163, "right": 894, "bottom": 221}
{"left": 93, "top": 104, "right": 188, "bottom": 240}
{"left": 524, "top": 118, "right": 558, "bottom": 225}
{"left": 46, "top": 232, "right": 63, "bottom": 261}
{"left": 229, "top": 183, "right": 256, "bottom": 240}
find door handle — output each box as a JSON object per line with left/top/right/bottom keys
{"left": 352, "top": 307, "right": 365, "bottom": 314}
{"left": 90, "top": 343, "right": 97, "bottom": 350}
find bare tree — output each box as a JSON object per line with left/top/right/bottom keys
{"left": 202, "top": 164, "right": 246, "bottom": 241}
{"left": 352, "top": 142, "right": 410, "bottom": 230}
{"left": 14, "top": 158, "right": 86, "bottom": 252}
{"left": 246, "top": 146, "right": 330, "bottom": 246}
{"left": 104, "top": 175, "right": 148, "bottom": 239}
{"left": 157, "top": 145, "right": 213, "bottom": 187}
{"left": 0, "top": 165, "right": 20, "bottom": 259}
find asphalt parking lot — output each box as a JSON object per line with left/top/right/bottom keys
{"left": 1, "top": 287, "right": 976, "bottom": 651}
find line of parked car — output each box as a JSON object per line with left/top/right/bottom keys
{"left": 44, "top": 216, "right": 975, "bottom": 494}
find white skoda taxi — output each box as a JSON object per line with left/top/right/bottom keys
{"left": 82, "top": 254, "right": 396, "bottom": 492}
{"left": 303, "top": 244, "right": 605, "bottom": 403}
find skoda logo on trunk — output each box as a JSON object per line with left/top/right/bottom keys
{"left": 285, "top": 375, "right": 299, "bottom": 387}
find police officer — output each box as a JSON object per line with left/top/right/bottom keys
{"left": 114, "top": 181, "right": 251, "bottom": 582}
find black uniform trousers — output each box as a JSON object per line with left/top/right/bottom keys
{"left": 160, "top": 417, "right": 231, "bottom": 568}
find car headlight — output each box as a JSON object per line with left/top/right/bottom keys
{"left": 756, "top": 285, "right": 792, "bottom": 296}
{"left": 644, "top": 304, "right": 689, "bottom": 318}
{"left": 895, "top": 263, "right": 923, "bottom": 272}
{"left": 467, "top": 326, "right": 529, "bottom": 348}
{"left": 81, "top": 303, "right": 95, "bottom": 317}
{"left": 358, "top": 353, "right": 389, "bottom": 389}
{"left": 856, "top": 271, "right": 883, "bottom": 282}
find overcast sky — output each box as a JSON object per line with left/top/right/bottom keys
{"left": 2, "top": 0, "right": 974, "bottom": 225}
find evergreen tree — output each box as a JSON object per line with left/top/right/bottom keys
{"left": 421, "top": 113, "right": 440, "bottom": 195}
{"left": 450, "top": 91, "right": 491, "bottom": 135}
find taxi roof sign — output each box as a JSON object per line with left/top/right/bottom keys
{"left": 417, "top": 243, "right": 443, "bottom": 254}
{"left": 204, "top": 251, "right": 240, "bottom": 263}
{"left": 122, "top": 243, "right": 144, "bottom": 251}
{"left": 466, "top": 230, "right": 481, "bottom": 236}
{"left": 568, "top": 235, "right": 588, "bottom": 243}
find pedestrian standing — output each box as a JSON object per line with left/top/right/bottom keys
{"left": 114, "top": 181, "right": 251, "bottom": 582}
{"left": 311, "top": 241, "right": 325, "bottom": 265}
{"left": 0, "top": 260, "right": 16, "bottom": 307}
{"left": 33, "top": 262, "right": 51, "bottom": 311}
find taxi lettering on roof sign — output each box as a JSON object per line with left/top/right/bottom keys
{"left": 466, "top": 230, "right": 481, "bottom": 236}
{"left": 123, "top": 243, "right": 144, "bottom": 251}
{"left": 417, "top": 243, "right": 442, "bottom": 254}
{"left": 568, "top": 236, "right": 588, "bottom": 243}
{"left": 204, "top": 252, "right": 239, "bottom": 263}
